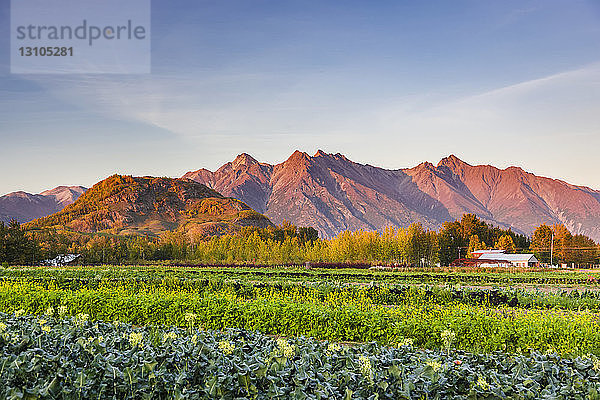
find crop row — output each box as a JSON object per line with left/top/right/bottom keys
{"left": 1, "top": 314, "right": 599, "bottom": 399}
{"left": 189, "top": 269, "right": 600, "bottom": 286}
{"left": 3, "top": 273, "right": 600, "bottom": 312}
{"left": 2, "top": 265, "right": 599, "bottom": 286}
{"left": 1, "top": 281, "right": 600, "bottom": 355}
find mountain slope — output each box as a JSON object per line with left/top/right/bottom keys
{"left": 183, "top": 153, "right": 273, "bottom": 214}
{"left": 40, "top": 186, "right": 87, "bottom": 209}
{"left": 184, "top": 151, "right": 451, "bottom": 237}
{"left": 411, "top": 155, "right": 600, "bottom": 241}
{"left": 0, "top": 186, "right": 86, "bottom": 224}
{"left": 183, "top": 151, "right": 600, "bottom": 240}
{"left": 25, "top": 175, "right": 272, "bottom": 237}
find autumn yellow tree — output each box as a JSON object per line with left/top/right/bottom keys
{"left": 495, "top": 234, "right": 516, "bottom": 253}
{"left": 467, "top": 235, "right": 484, "bottom": 257}
{"left": 553, "top": 224, "right": 573, "bottom": 265}
{"left": 530, "top": 224, "right": 553, "bottom": 263}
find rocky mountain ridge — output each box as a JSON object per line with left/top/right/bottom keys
{"left": 0, "top": 186, "right": 86, "bottom": 224}
{"left": 183, "top": 151, "right": 600, "bottom": 240}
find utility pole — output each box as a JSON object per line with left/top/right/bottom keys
{"left": 550, "top": 231, "right": 554, "bottom": 267}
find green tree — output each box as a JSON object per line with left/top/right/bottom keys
{"left": 571, "top": 234, "right": 597, "bottom": 266}
{"left": 438, "top": 221, "right": 464, "bottom": 265}
{"left": 0, "top": 220, "right": 38, "bottom": 265}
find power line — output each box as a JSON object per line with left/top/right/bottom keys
{"left": 530, "top": 247, "right": 599, "bottom": 250}
{"left": 445, "top": 246, "right": 598, "bottom": 250}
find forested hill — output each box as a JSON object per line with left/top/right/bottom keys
{"left": 25, "top": 175, "right": 273, "bottom": 237}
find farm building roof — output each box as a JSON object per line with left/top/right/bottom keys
{"left": 474, "top": 252, "right": 538, "bottom": 263}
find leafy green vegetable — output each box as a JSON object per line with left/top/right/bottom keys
{"left": 1, "top": 314, "right": 600, "bottom": 399}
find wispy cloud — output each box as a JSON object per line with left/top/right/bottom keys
{"left": 11, "top": 60, "right": 600, "bottom": 190}
{"left": 413, "top": 62, "right": 600, "bottom": 137}
{"left": 368, "top": 63, "right": 600, "bottom": 187}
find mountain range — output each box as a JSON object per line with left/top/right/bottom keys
{"left": 2, "top": 151, "right": 599, "bottom": 241}
{"left": 0, "top": 186, "right": 86, "bottom": 224}
{"left": 183, "top": 151, "right": 600, "bottom": 241}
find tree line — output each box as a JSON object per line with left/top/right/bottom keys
{"left": 1, "top": 215, "right": 598, "bottom": 266}
{"left": 530, "top": 224, "right": 598, "bottom": 266}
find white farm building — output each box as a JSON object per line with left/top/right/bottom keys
{"left": 470, "top": 250, "right": 540, "bottom": 268}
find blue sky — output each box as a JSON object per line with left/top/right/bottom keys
{"left": 1, "top": 0, "right": 599, "bottom": 194}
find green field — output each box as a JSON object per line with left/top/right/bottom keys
{"left": 1, "top": 265, "right": 600, "bottom": 398}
